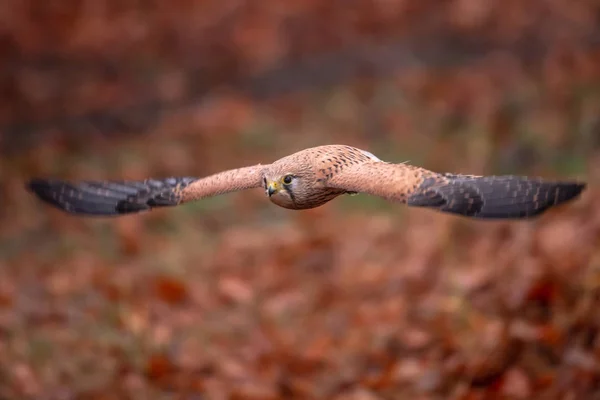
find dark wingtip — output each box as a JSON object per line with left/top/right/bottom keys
{"left": 27, "top": 178, "right": 60, "bottom": 192}
{"left": 26, "top": 178, "right": 123, "bottom": 216}
{"left": 27, "top": 177, "right": 194, "bottom": 216}
{"left": 574, "top": 181, "right": 587, "bottom": 196}
{"left": 26, "top": 178, "right": 46, "bottom": 192}
{"left": 409, "top": 175, "right": 588, "bottom": 220}
{"left": 26, "top": 178, "right": 60, "bottom": 205}
{"left": 557, "top": 181, "right": 587, "bottom": 204}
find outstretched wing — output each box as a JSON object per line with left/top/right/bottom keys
{"left": 27, "top": 165, "right": 265, "bottom": 216}
{"left": 326, "top": 161, "right": 586, "bottom": 219}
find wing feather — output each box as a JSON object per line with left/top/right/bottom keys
{"left": 327, "top": 161, "right": 586, "bottom": 219}
{"left": 27, "top": 165, "right": 265, "bottom": 216}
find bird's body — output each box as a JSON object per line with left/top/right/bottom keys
{"left": 261, "top": 145, "right": 379, "bottom": 209}
{"left": 28, "top": 144, "right": 586, "bottom": 219}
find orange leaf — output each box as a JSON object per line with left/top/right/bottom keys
{"left": 145, "top": 353, "right": 175, "bottom": 382}
{"left": 0, "top": 291, "right": 12, "bottom": 308}
{"left": 153, "top": 276, "right": 189, "bottom": 305}
{"left": 525, "top": 278, "right": 557, "bottom": 304}
{"left": 537, "top": 324, "right": 563, "bottom": 346}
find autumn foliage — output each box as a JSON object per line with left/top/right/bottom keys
{"left": 1, "top": 1, "right": 600, "bottom": 398}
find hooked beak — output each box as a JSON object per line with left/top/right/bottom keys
{"left": 267, "top": 182, "right": 278, "bottom": 197}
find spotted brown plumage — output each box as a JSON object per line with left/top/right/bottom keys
{"left": 27, "top": 145, "right": 586, "bottom": 219}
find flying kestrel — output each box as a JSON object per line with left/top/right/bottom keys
{"left": 27, "top": 145, "right": 586, "bottom": 219}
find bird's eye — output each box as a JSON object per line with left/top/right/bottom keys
{"left": 282, "top": 175, "right": 293, "bottom": 185}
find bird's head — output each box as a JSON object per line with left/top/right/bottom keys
{"left": 262, "top": 171, "right": 303, "bottom": 210}
{"left": 262, "top": 170, "right": 347, "bottom": 210}
{"left": 263, "top": 157, "right": 348, "bottom": 210}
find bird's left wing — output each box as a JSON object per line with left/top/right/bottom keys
{"left": 27, "top": 165, "right": 265, "bottom": 216}
{"left": 326, "top": 161, "right": 586, "bottom": 219}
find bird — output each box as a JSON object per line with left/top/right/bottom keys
{"left": 27, "top": 144, "right": 586, "bottom": 220}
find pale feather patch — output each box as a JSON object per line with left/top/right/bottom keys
{"left": 359, "top": 149, "right": 382, "bottom": 161}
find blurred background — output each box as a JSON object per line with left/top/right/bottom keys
{"left": 1, "top": 1, "right": 600, "bottom": 398}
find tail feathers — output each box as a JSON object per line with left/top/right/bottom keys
{"left": 408, "top": 175, "right": 586, "bottom": 219}
{"left": 27, "top": 177, "right": 197, "bottom": 216}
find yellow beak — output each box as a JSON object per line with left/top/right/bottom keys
{"left": 267, "top": 181, "right": 279, "bottom": 197}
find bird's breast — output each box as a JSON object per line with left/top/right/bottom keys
{"left": 268, "top": 187, "right": 345, "bottom": 210}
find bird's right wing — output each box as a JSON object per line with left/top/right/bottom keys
{"left": 326, "top": 161, "right": 586, "bottom": 219}
{"left": 27, "top": 165, "right": 265, "bottom": 216}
